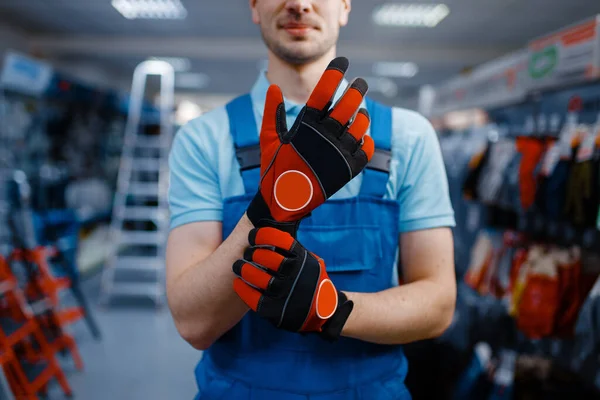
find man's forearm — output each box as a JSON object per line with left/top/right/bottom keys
{"left": 167, "top": 215, "right": 253, "bottom": 349}
{"left": 341, "top": 279, "right": 456, "bottom": 345}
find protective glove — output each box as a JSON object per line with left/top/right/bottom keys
{"left": 232, "top": 227, "right": 353, "bottom": 341}
{"left": 246, "top": 57, "right": 374, "bottom": 236}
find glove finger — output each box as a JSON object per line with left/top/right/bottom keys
{"left": 244, "top": 247, "right": 287, "bottom": 273}
{"left": 233, "top": 277, "right": 263, "bottom": 312}
{"left": 306, "top": 57, "right": 349, "bottom": 111}
{"left": 261, "top": 84, "right": 287, "bottom": 137}
{"left": 329, "top": 78, "right": 369, "bottom": 126}
{"left": 346, "top": 108, "right": 370, "bottom": 142}
{"left": 358, "top": 134, "right": 375, "bottom": 162}
{"left": 249, "top": 227, "right": 295, "bottom": 252}
{"left": 233, "top": 260, "right": 275, "bottom": 291}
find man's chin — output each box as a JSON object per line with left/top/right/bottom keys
{"left": 276, "top": 43, "right": 324, "bottom": 64}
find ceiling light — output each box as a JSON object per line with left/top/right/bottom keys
{"left": 373, "top": 4, "right": 450, "bottom": 27}
{"left": 112, "top": 0, "right": 188, "bottom": 20}
{"left": 148, "top": 57, "right": 191, "bottom": 72}
{"left": 175, "top": 73, "right": 210, "bottom": 89}
{"left": 373, "top": 62, "right": 419, "bottom": 78}
{"left": 176, "top": 100, "right": 203, "bottom": 125}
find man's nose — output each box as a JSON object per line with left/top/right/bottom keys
{"left": 284, "top": 0, "right": 312, "bottom": 14}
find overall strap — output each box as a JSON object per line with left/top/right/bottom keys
{"left": 360, "top": 97, "right": 393, "bottom": 197}
{"left": 226, "top": 94, "right": 261, "bottom": 194}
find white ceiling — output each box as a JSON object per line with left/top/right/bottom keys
{"left": 1, "top": 0, "right": 599, "bottom": 104}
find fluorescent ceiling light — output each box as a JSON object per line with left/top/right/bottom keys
{"left": 176, "top": 100, "right": 203, "bottom": 125}
{"left": 373, "top": 62, "right": 419, "bottom": 78}
{"left": 148, "top": 57, "right": 191, "bottom": 72}
{"left": 175, "top": 73, "right": 210, "bottom": 89}
{"left": 112, "top": 0, "right": 188, "bottom": 20}
{"left": 373, "top": 3, "right": 450, "bottom": 27}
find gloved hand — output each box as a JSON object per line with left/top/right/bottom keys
{"left": 232, "top": 227, "right": 353, "bottom": 341}
{"left": 246, "top": 57, "right": 374, "bottom": 236}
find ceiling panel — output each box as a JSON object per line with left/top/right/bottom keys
{"left": 1, "top": 0, "right": 600, "bottom": 101}
{"left": 1, "top": 0, "right": 599, "bottom": 44}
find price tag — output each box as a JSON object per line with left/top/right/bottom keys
{"left": 524, "top": 115, "right": 535, "bottom": 135}
{"left": 541, "top": 143, "right": 561, "bottom": 176}
{"left": 538, "top": 114, "right": 547, "bottom": 133}
{"left": 549, "top": 114, "right": 561, "bottom": 133}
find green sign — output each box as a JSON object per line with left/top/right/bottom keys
{"left": 529, "top": 46, "right": 558, "bottom": 79}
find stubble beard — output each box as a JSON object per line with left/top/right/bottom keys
{"left": 261, "top": 28, "right": 337, "bottom": 66}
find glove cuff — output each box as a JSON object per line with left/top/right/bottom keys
{"left": 247, "top": 192, "right": 301, "bottom": 237}
{"left": 320, "top": 291, "right": 354, "bottom": 342}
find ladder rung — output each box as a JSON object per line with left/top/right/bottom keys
{"left": 120, "top": 207, "right": 169, "bottom": 221}
{"left": 127, "top": 183, "right": 163, "bottom": 196}
{"left": 114, "top": 256, "right": 163, "bottom": 271}
{"left": 106, "top": 282, "right": 164, "bottom": 298}
{"left": 119, "top": 231, "right": 164, "bottom": 245}
{"left": 133, "top": 137, "right": 163, "bottom": 149}
{"left": 129, "top": 158, "right": 163, "bottom": 172}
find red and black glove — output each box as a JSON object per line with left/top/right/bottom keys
{"left": 232, "top": 227, "right": 353, "bottom": 341}
{"left": 246, "top": 57, "right": 374, "bottom": 236}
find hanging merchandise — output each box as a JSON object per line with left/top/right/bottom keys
{"left": 476, "top": 138, "right": 519, "bottom": 208}
{"left": 441, "top": 125, "right": 490, "bottom": 275}
{"left": 431, "top": 15, "right": 600, "bottom": 399}
{"left": 515, "top": 137, "right": 547, "bottom": 211}
{"left": 573, "top": 274, "right": 600, "bottom": 370}
{"left": 564, "top": 124, "right": 600, "bottom": 228}
{"left": 487, "top": 349, "right": 517, "bottom": 400}
{"left": 516, "top": 248, "right": 561, "bottom": 339}
{"left": 554, "top": 248, "right": 583, "bottom": 337}
{"left": 452, "top": 343, "right": 493, "bottom": 400}
{"left": 464, "top": 231, "right": 495, "bottom": 294}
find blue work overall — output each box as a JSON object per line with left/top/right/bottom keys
{"left": 194, "top": 95, "right": 410, "bottom": 399}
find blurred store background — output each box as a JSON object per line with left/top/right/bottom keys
{"left": 1, "top": 1, "right": 600, "bottom": 399}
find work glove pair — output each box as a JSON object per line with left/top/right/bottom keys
{"left": 232, "top": 57, "right": 373, "bottom": 341}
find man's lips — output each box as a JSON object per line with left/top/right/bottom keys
{"left": 281, "top": 23, "right": 315, "bottom": 35}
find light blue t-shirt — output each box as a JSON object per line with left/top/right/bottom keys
{"left": 168, "top": 71, "right": 455, "bottom": 232}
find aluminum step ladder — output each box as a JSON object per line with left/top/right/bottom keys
{"left": 99, "top": 60, "right": 175, "bottom": 307}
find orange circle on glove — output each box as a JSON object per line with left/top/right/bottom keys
{"left": 274, "top": 170, "right": 313, "bottom": 212}
{"left": 316, "top": 279, "right": 338, "bottom": 319}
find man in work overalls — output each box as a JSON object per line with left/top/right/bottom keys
{"left": 166, "top": 1, "right": 457, "bottom": 398}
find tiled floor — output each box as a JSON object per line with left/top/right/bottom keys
{"left": 46, "top": 275, "right": 201, "bottom": 400}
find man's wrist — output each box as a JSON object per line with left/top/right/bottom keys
{"left": 239, "top": 213, "right": 254, "bottom": 230}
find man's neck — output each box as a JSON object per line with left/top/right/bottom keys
{"left": 265, "top": 49, "right": 336, "bottom": 105}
